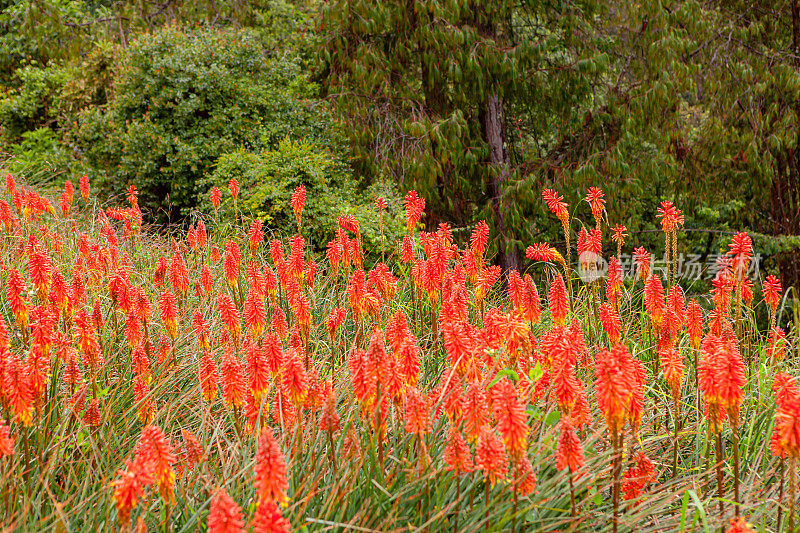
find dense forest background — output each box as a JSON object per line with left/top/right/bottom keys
{"left": 1, "top": 0, "right": 799, "bottom": 293}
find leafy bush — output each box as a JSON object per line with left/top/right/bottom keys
{"left": 0, "top": 62, "right": 69, "bottom": 140}
{"left": 206, "top": 137, "right": 404, "bottom": 258}
{"left": 75, "top": 25, "right": 326, "bottom": 223}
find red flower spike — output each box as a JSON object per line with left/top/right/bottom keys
{"left": 556, "top": 420, "right": 585, "bottom": 473}
{"left": 404, "top": 387, "right": 431, "bottom": 436}
{"left": 764, "top": 275, "right": 782, "bottom": 316}
{"left": 548, "top": 275, "right": 569, "bottom": 325}
{"left": 291, "top": 185, "right": 306, "bottom": 227}
{"left": 113, "top": 463, "right": 148, "bottom": 528}
{"left": 221, "top": 347, "right": 247, "bottom": 409}
{"left": 200, "top": 351, "right": 219, "bottom": 403}
{"left": 228, "top": 178, "right": 239, "bottom": 200}
{"left": 726, "top": 517, "right": 756, "bottom": 533}
{"left": 253, "top": 498, "right": 291, "bottom": 533}
{"left": 0, "top": 420, "right": 15, "bottom": 456}
{"left": 208, "top": 487, "right": 245, "bottom": 533}
{"left": 247, "top": 342, "right": 270, "bottom": 403}
{"left": 476, "top": 428, "right": 508, "bottom": 487}
{"left": 255, "top": 426, "right": 289, "bottom": 506}
{"left": 159, "top": 290, "right": 179, "bottom": 340}
{"left": 491, "top": 378, "right": 530, "bottom": 458}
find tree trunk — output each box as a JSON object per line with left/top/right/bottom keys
{"left": 484, "top": 91, "right": 520, "bottom": 273}
{"left": 775, "top": 1, "right": 800, "bottom": 291}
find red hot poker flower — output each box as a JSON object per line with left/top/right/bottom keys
{"left": 228, "top": 178, "right": 239, "bottom": 200}
{"left": 255, "top": 427, "right": 289, "bottom": 507}
{"left": 476, "top": 428, "right": 508, "bottom": 487}
{"left": 210, "top": 186, "right": 222, "bottom": 211}
{"left": 253, "top": 498, "right": 291, "bottom": 533}
{"left": 208, "top": 487, "right": 245, "bottom": 533}
{"left": 548, "top": 275, "right": 569, "bottom": 325}
{"left": 556, "top": 420, "right": 585, "bottom": 473}
{"left": 199, "top": 351, "right": 218, "bottom": 403}
{"left": 291, "top": 185, "right": 306, "bottom": 227}
{"left": 491, "top": 378, "right": 530, "bottom": 458}
{"left": 159, "top": 290, "right": 179, "bottom": 340}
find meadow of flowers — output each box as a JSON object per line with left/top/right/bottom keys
{"left": 0, "top": 175, "right": 794, "bottom": 532}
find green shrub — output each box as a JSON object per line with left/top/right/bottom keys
{"left": 206, "top": 137, "right": 404, "bottom": 259}
{"left": 75, "top": 25, "right": 326, "bottom": 223}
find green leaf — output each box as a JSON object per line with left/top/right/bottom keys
{"left": 489, "top": 369, "right": 519, "bottom": 387}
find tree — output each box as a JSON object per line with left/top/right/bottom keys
{"left": 318, "top": 0, "right": 603, "bottom": 271}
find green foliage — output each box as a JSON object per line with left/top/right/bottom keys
{"left": 207, "top": 137, "right": 404, "bottom": 256}
{"left": 75, "top": 25, "right": 323, "bottom": 222}
{"left": 0, "top": 62, "right": 69, "bottom": 139}
{"left": 318, "top": 0, "right": 605, "bottom": 264}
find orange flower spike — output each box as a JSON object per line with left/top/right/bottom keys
{"left": 131, "top": 344, "right": 150, "bottom": 381}
{"left": 326, "top": 307, "right": 346, "bottom": 337}
{"left": 548, "top": 275, "right": 569, "bottom": 325}
{"left": 113, "top": 463, "right": 148, "bottom": 529}
{"left": 686, "top": 299, "right": 704, "bottom": 350}
{"left": 338, "top": 214, "right": 360, "bottom": 238}
{"left": 210, "top": 186, "right": 222, "bottom": 211}
{"left": 6, "top": 268, "right": 29, "bottom": 330}
{"left": 75, "top": 307, "right": 104, "bottom": 371}
{"left": 134, "top": 376, "right": 156, "bottom": 424}
{"left": 659, "top": 345, "right": 685, "bottom": 399}
{"left": 585, "top": 186, "right": 605, "bottom": 226}
{"left": 0, "top": 421, "right": 13, "bottom": 456}
{"left": 491, "top": 378, "right": 530, "bottom": 457}
{"left": 633, "top": 247, "right": 651, "bottom": 281}
{"left": 521, "top": 274, "right": 541, "bottom": 325}
{"left": 281, "top": 350, "right": 307, "bottom": 406}
{"left": 221, "top": 347, "right": 247, "bottom": 409}
{"left": 4, "top": 355, "right": 33, "bottom": 426}
{"left": 542, "top": 188, "right": 569, "bottom": 225}
{"left": 772, "top": 374, "right": 800, "bottom": 458}
{"left": 249, "top": 220, "right": 264, "bottom": 256}
{"left": 291, "top": 185, "right": 306, "bottom": 228}
{"left": 599, "top": 302, "right": 622, "bottom": 344}
{"left": 444, "top": 428, "right": 474, "bottom": 473}
{"left": 727, "top": 232, "right": 753, "bottom": 281}
{"left": 726, "top": 517, "right": 756, "bottom": 533}
{"left": 253, "top": 498, "right": 291, "bottom": 533}
{"left": 159, "top": 290, "right": 179, "bottom": 341}
{"left": 347, "top": 269, "right": 368, "bottom": 322}
{"left": 197, "top": 351, "right": 218, "bottom": 403}
{"left": 319, "top": 387, "right": 341, "bottom": 434}
{"left": 192, "top": 311, "right": 211, "bottom": 350}
{"left": 247, "top": 342, "right": 270, "bottom": 403}
{"left": 404, "top": 387, "right": 431, "bottom": 436}
{"left": 764, "top": 275, "right": 782, "bottom": 319}
{"left": 404, "top": 190, "right": 426, "bottom": 235}
{"left": 470, "top": 220, "right": 490, "bottom": 260}
{"left": 595, "top": 344, "right": 634, "bottom": 436}
{"left": 223, "top": 241, "right": 241, "bottom": 287}
{"left": 136, "top": 425, "right": 176, "bottom": 504}
{"left": 611, "top": 224, "right": 627, "bottom": 248}
{"left": 79, "top": 174, "right": 90, "bottom": 201}
{"left": 255, "top": 426, "right": 290, "bottom": 506}
{"left": 644, "top": 274, "right": 666, "bottom": 328}
{"left": 556, "top": 420, "right": 585, "bottom": 473}
{"left": 476, "top": 428, "right": 509, "bottom": 487}
{"left": 208, "top": 487, "right": 245, "bottom": 533}
{"left": 622, "top": 451, "right": 656, "bottom": 502}
{"left": 228, "top": 178, "right": 239, "bottom": 200}
{"left": 28, "top": 245, "right": 52, "bottom": 300}
{"left": 217, "top": 293, "right": 242, "bottom": 345}
{"left": 699, "top": 334, "right": 745, "bottom": 431}
{"left": 167, "top": 250, "right": 189, "bottom": 296}
{"left": 244, "top": 289, "right": 267, "bottom": 339}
